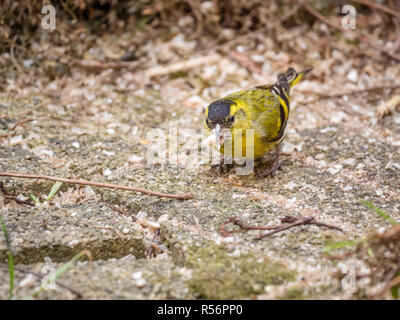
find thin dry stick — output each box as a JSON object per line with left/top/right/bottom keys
{"left": 0, "top": 181, "right": 34, "bottom": 207}
{"left": 0, "top": 119, "right": 34, "bottom": 142}
{"left": 145, "top": 54, "right": 220, "bottom": 78}
{"left": 101, "top": 201, "right": 137, "bottom": 222}
{"left": 220, "top": 217, "right": 279, "bottom": 237}
{"left": 221, "top": 216, "right": 343, "bottom": 238}
{"left": 72, "top": 59, "right": 141, "bottom": 71}
{"left": 302, "top": 2, "right": 400, "bottom": 63}
{"left": 311, "top": 221, "right": 343, "bottom": 231}
{"left": 10, "top": 39, "right": 25, "bottom": 74}
{"left": 299, "top": 85, "right": 400, "bottom": 99}
{"left": 255, "top": 216, "right": 314, "bottom": 240}
{"left": 351, "top": 0, "right": 400, "bottom": 18}
{"left": 368, "top": 275, "right": 400, "bottom": 299}
{"left": 0, "top": 172, "right": 194, "bottom": 200}
{"left": 298, "top": 85, "right": 400, "bottom": 105}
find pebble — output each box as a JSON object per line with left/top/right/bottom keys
{"left": 9, "top": 135, "right": 23, "bottom": 146}
{"left": 327, "top": 164, "right": 343, "bottom": 175}
{"left": 19, "top": 274, "right": 36, "bottom": 288}
{"left": 347, "top": 69, "right": 358, "bottom": 82}
{"left": 132, "top": 271, "right": 143, "bottom": 280}
{"left": 136, "top": 278, "right": 147, "bottom": 288}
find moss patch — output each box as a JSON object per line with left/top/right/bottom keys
{"left": 185, "top": 244, "right": 295, "bottom": 299}
{"left": 278, "top": 288, "right": 305, "bottom": 300}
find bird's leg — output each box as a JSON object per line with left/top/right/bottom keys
{"left": 211, "top": 154, "right": 234, "bottom": 174}
{"left": 257, "top": 143, "right": 282, "bottom": 177}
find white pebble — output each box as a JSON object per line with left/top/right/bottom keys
{"left": 347, "top": 69, "right": 358, "bottom": 82}
{"left": 136, "top": 278, "right": 147, "bottom": 287}
{"left": 132, "top": 271, "right": 143, "bottom": 280}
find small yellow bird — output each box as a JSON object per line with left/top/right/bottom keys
{"left": 205, "top": 67, "right": 312, "bottom": 176}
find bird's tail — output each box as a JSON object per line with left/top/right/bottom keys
{"left": 284, "top": 67, "right": 313, "bottom": 89}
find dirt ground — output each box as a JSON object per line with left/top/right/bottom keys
{"left": 0, "top": 1, "right": 400, "bottom": 299}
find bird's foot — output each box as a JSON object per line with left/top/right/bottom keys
{"left": 257, "top": 160, "right": 282, "bottom": 177}
{"left": 257, "top": 144, "right": 282, "bottom": 178}
{"left": 210, "top": 157, "right": 234, "bottom": 175}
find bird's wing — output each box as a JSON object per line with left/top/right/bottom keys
{"left": 224, "top": 89, "right": 282, "bottom": 141}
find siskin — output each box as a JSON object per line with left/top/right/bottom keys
{"left": 205, "top": 67, "right": 312, "bottom": 176}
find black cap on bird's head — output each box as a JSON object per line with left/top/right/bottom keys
{"left": 205, "top": 99, "right": 235, "bottom": 129}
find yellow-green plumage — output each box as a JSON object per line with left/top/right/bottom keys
{"left": 205, "top": 68, "right": 311, "bottom": 168}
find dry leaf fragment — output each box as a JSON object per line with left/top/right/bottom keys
{"left": 377, "top": 95, "right": 400, "bottom": 119}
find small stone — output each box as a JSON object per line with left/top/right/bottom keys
{"left": 19, "top": 274, "right": 36, "bottom": 288}
{"left": 128, "top": 154, "right": 143, "bottom": 163}
{"left": 282, "top": 142, "right": 295, "bottom": 154}
{"left": 103, "top": 168, "right": 112, "bottom": 176}
{"left": 132, "top": 271, "right": 143, "bottom": 280}
{"left": 72, "top": 141, "right": 80, "bottom": 148}
{"left": 157, "top": 214, "right": 169, "bottom": 224}
{"left": 122, "top": 228, "right": 130, "bottom": 234}
{"left": 9, "top": 135, "right": 24, "bottom": 146}
{"left": 327, "top": 164, "right": 342, "bottom": 175}
{"left": 347, "top": 69, "right": 358, "bottom": 82}
{"left": 136, "top": 278, "right": 147, "bottom": 288}
{"left": 385, "top": 162, "right": 400, "bottom": 170}
{"left": 136, "top": 211, "right": 147, "bottom": 220}
{"left": 342, "top": 158, "right": 356, "bottom": 167}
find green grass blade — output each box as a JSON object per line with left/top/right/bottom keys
{"left": 22, "top": 250, "right": 90, "bottom": 300}
{"left": 392, "top": 285, "right": 399, "bottom": 299}
{"left": 46, "top": 181, "right": 63, "bottom": 202}
{"left": 0, "top": 215, "right": 14, "bottom": 300}
{"left": 323, "top": 240, "right": 359, "bottom": 253}
{"left": 30, "top": 193, "right": 39, "bottom": 204}
{"left": 359, "top": 199, "right": 398, "bottom": 226}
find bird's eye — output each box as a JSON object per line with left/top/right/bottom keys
{"left": 228, "top": 115, "right": 235, "bottom": 122}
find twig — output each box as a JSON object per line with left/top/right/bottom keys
{"left": 72, "top": 59, "right": 141, "bottom": 71}
{"left": 220, "top": 217, "right": 279, "bottom": 237}
{"left": 255, "top": 216, "right": 314, "bottom": 240}
{"left": 302, "top": 2, "right": 400, "bottom": 63}
{"left": 368, "top": 275, "right": 400, "bottom": 299}
{"left": 0, "top": 119, "right": 34, "bottom": 142}
{"left": 144, "top": 54, "right": 220, "bottom": 78}
{"left": 311, "top": 221, "right": 343, "bottom": 231}
{"left": 101, "top": 201, "right": 137, "bottom": 222}
{"left": 299, "top": 85, "right": 400, "bottom": 99}
{"left": 0, "top": 181, "right": 34, "bottom": 207}
{"left": 351, "top": 0, "right": 400, "bottom": 18}
{"left": 298, "top": 85, "right": 400, "bottom": 106}
{"left": 228, "top": 51, "right": 262, "bottom": 74}
{"left": 8, "top": 118, "right": 34, "bottom": 132}
{"left": 0, "top": 172, "right": 194, "bottom": 200}
{"left": 221, "top": 216, "right": 342, "bottom": 239}
{"left": 10, "top": 39, "right": 25, "bottom": 75}
{"left": 0, "top": 264, "right": 83, "bottom": 298}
